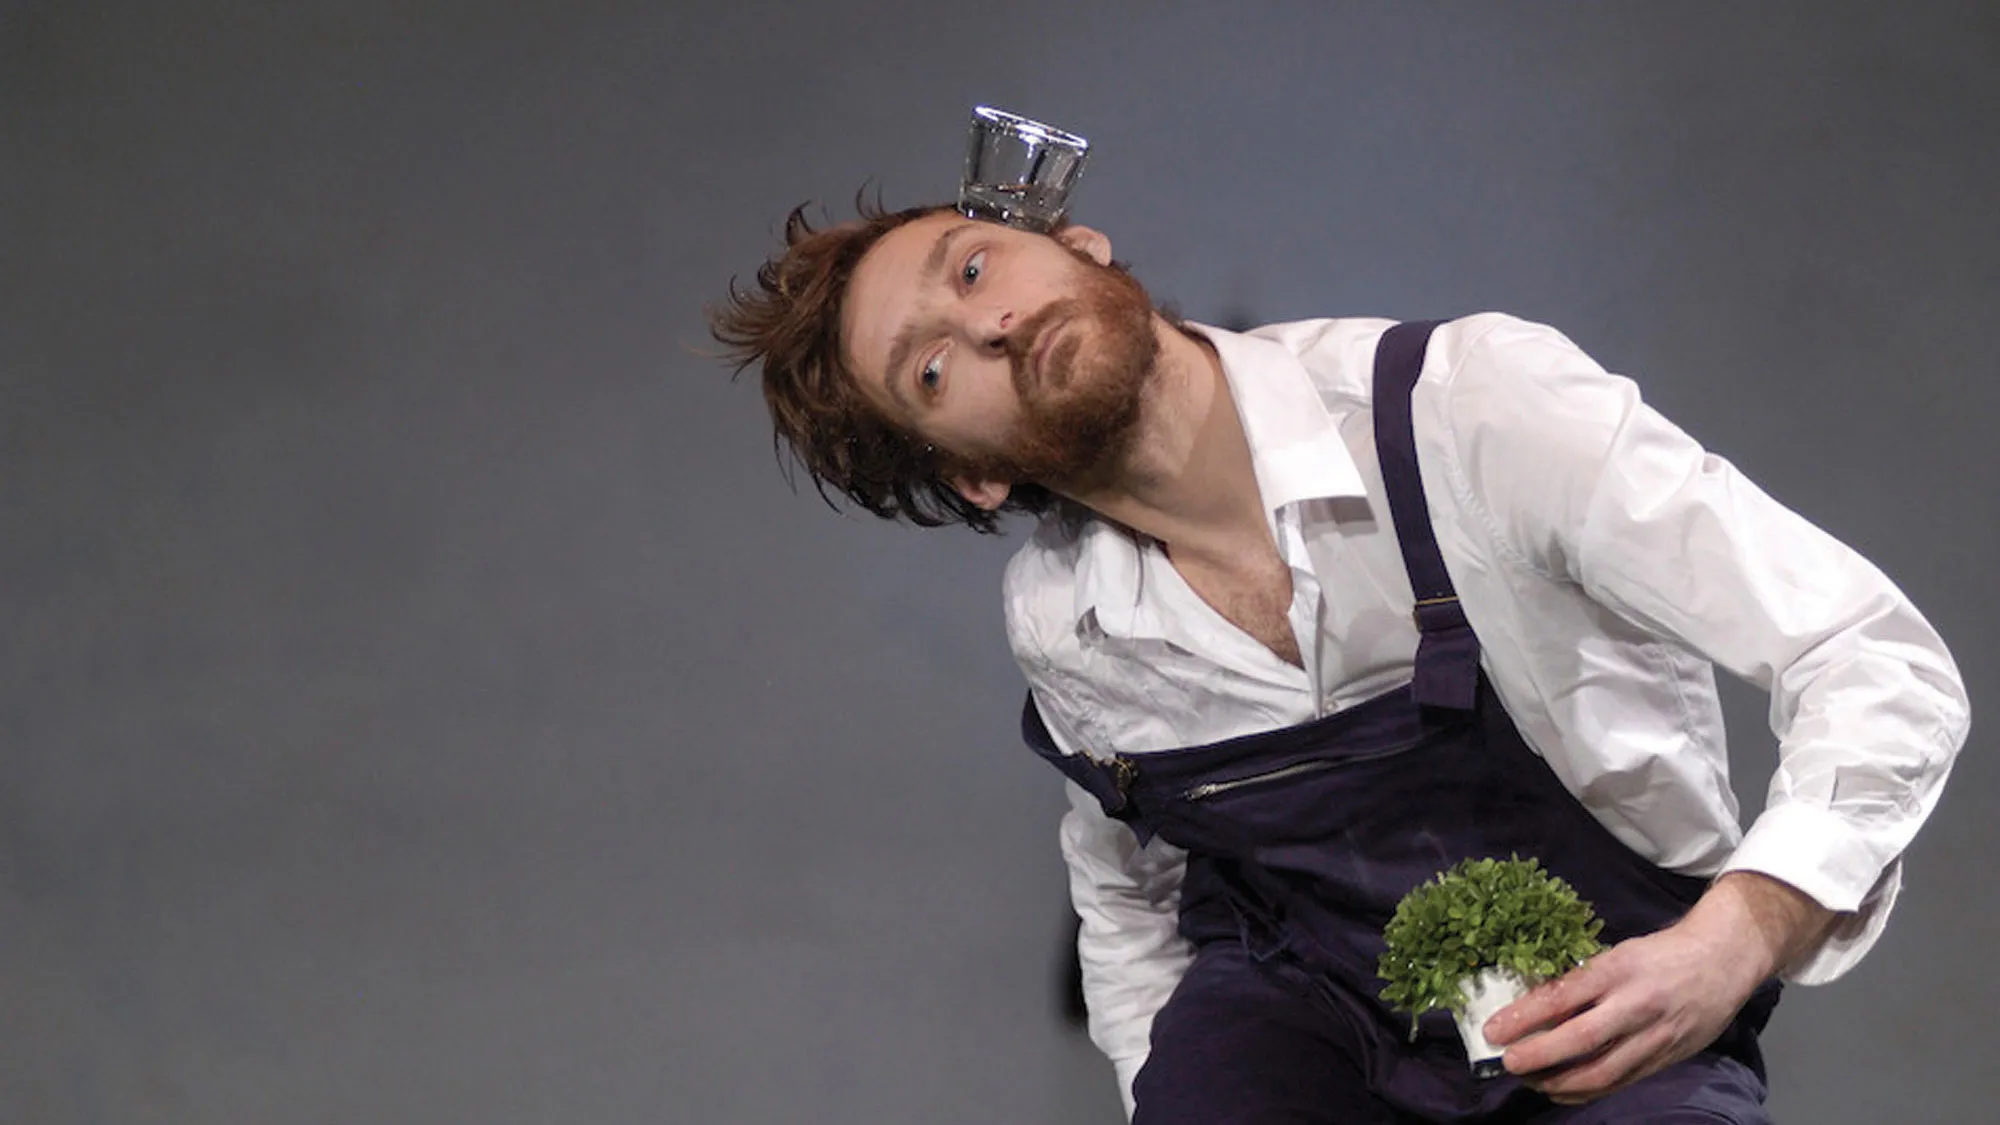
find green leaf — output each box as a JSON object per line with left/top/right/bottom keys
{"left": 1376, "top": 856, "right": 1606, "bottom": 1019}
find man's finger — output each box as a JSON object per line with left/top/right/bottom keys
{"left": 1500, "top": 996, "right": 1639, "bottom": 1076}
{"left": 1532, "top": 1022, "right": 1678, "bottom": 1103}
{"left": 1484, "top": 958, "right": 1615, "bottom": 1045}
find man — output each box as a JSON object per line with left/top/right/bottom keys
{"left": 711, "top": 201, "right": 1968, "bottom": 1123}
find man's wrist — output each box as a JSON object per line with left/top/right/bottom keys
{"left": 1687, "top": 870, "right": 1837, "bottom": 983}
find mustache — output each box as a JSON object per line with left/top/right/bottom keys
{"left": 1004, "top": 299, "right": 1080, "bottom": 391}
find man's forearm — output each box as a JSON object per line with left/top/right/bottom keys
{"left": 1683, "top": 870, "right": 1839, "bottom": 985}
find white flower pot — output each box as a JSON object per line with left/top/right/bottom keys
{"left": 1451, "top": 967, "right": 1527, "bottom": 1078}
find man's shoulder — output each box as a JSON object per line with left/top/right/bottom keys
{"left": 1421, "top": 312, "right": 1588, "bottom": 374}
{"left": 1231, "top": 313, "right": 1558, "bottom": 405}
{"left": 1001, "top": 514, "right": 1091, "bottom": 663}
{"left": 1005, "top": 512, "right": 1090, "bottom": 586}
{"left": 1252, "top": 314, "right": 1602, "bottom": 435}
{"left": 1245, "top": 311, "right": 1565, "bottom": 355}
{"left": 1240, "top": 315, "right": 1395, "bottom": 353}
{"left": 1233, "top": 316, "right": 1392, "bottom": 400}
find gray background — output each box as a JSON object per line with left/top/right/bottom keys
{"left": 3, "top": 2, "right": 1994, "bottom": 1122}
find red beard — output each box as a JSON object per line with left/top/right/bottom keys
{"left": 962, "top": 253, "right": 1160, "bottom": 489}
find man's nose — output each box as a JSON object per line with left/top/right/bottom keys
{"left": 966, "top": 304, "right": 1016, "bottom": 354}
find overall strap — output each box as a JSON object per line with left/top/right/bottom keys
{"left": 1371, "top": 320, "right": 1481, "bottom": 711}
{"left": 1020, "top": 694, "right": 1154, "bottom": 842}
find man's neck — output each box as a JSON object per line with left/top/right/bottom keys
{"left": 1062, "top": 320, "right": 1273, "bottom": 567}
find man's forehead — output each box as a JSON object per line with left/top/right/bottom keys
{"left": 870, "top": 210, "right": 971, "bottom": 270}
{"left": 849, "top": 212, "right": 972, "bottom": 313}
{"left": 844, "top": 212, "right": 978, "bottom": 372}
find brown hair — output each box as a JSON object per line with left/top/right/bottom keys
{"left": 709, "top": 198, "right": 1058, "bottom": 534}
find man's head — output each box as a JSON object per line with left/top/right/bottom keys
{"left": 711, "top": 198, "right": 1162, "bottom": 534}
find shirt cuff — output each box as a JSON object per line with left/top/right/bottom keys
{"left": 1718, "top": 801, "right": 1900, "bottom": 983}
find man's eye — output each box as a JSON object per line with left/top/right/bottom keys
{"left": 920, "top": 354, "right": 944, "bottom": 390}
{"left": 961, "top": 250, "right": 985, "bottom": 286}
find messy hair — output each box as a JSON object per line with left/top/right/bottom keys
{"left": 709, "top": 197, "right": 1060, "bottom": 534}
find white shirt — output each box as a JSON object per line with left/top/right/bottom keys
{"left": 1002, "top": 314, "right": 1969, "bottom": 1111}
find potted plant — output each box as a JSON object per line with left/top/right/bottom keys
{"left": 1377, "top": 856, "right": 1605, "bottom": 1077}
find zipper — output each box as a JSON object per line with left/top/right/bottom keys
{"left": 1184, "top": 759, "right": 1337, "bottom": 801}
{"left": 1181, "top": 735, "right": 1431, "bottom": 802}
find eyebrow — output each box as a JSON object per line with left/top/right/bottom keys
{"left": 881, "top": 222, "right": 977, "bottom": 408}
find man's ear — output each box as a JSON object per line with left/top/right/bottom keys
{"left": 949, "top": 473, "right": 1014, "bottom": 512}
{"left": 1056, "top": 224, "right": 1112, "bottom": 266}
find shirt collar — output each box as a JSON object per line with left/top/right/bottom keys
{"left": 1194, "top": 321, "right": 1366, "bottom": 516}
{"left": 1072, "top": 518, "right": 1149, "bottom": 637}
{"left": 1069, "top": 321, "right": 1365, "bottom": 637}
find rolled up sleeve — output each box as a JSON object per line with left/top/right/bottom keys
{"left": 1446, "top": 314, "right": 1970, "bottom": 981}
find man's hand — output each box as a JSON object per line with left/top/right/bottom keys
{"left": 1481, "top": 871, "right": 1835, "bottom": 1104}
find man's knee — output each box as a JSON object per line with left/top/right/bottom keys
{"left": 1131, "top": 946, "right": 1392, "bottom": 1125}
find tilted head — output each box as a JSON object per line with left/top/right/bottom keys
{"left": 710, "top": 198, "right": 1162, "bottom": 534}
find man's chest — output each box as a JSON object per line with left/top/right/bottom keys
{"left": 1099, "top": 508, "right": 1422, "bottom": 744}
{"left": 1169, "top": 551, "right": 1304, "bottom": 668}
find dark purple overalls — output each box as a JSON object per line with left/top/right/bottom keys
{"left": 1024, "top": 323, "right": 1781, "bottom": 1124}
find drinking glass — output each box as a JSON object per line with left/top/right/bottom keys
{"left": 959, "top": 105, "right": 1090, "bottom": 231}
